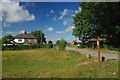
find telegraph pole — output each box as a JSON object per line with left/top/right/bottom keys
{"left": 41, "top": 29, "right": 42, "bottom": 44}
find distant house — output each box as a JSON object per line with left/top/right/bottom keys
{"left": 14, "top": 31, "right": 37, "bottom": 45}
{"left": 71, "top": 40, "right": 77, "bottom": 45}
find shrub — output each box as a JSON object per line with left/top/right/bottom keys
{"left": 101, "top": 44, "right": 108, "bottom": 49}
{"left": 79, "top": 43, "right": 84, "bottom": 48}
{"left": 2, "top": 44, "right": 47, "bottom": 51}
{"left": 56, "top": 39, "right": 67, "bottom": 50}
{"left": 108, "top": 46, "right": 114, "bottom": 50}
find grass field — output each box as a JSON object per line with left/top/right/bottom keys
{"left": 2, "top": 48, "right": 118, "bottom": 78}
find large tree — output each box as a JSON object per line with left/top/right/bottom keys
{"left": 31, "top": 30, "right": 47, "bottom": 44}
{"left": 73, "top": 2, "right": 120, "bottom": 48}
{"left": 2, "top": 35, "right": 15, "bottom": 44}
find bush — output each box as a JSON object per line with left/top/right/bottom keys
{"left": 79, "top": 43, "right": 84, "bottom": 48}
{"left": 101, "top": 44, "right": 108, "bottom": 49}
{"left": 56, "top": 39, "right": 67, "bottom": 50}
{"left": 46, "top": 44, "right": 53, "bottom": 48}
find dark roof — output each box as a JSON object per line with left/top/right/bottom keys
{"left": 15, "top": 33, "right": 37, "bottom": 39}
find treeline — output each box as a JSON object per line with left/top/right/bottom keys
{"left": 77, "top": 41, "right": 119, "bottom": 51}
{"left": 2, "top": 39, "right": 68, "bottom": 51}
{"left": 2, "top": 44, "right": 54, "bottom": 51}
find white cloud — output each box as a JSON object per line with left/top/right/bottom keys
{"left": 19, "top": 30, "right": 29, "bottom": 34}
{"left": 47, "top": 27, "right": 53, "bottom": 32}
{"left": 58, "top": 8, "right": 75, "bottom": 27}
{"left": 3, "top": 30, "right": 29, "bottom": 36}
{"left": 56, "top": 26, "right": 74, "bottom": 34}
{"left": 58, "top": 9, "right": 69, "bottom": 20}
{"left": 2, "top": 22, "right": 10, "bottom": 27}
{"left": 50, "top": 10, "right": 54, "bottom": 14}
{"left": 63, "top": 20, "right": 68, "bottom": 26}
{"left": 1, "top": 0, "right": 12, "bottom": 2}
{"left": 74, "top": 7, "right": 82, "bottom": 14}
{"left": 75, "top": 10, "right": 78, "bottom": 14}
{"left": 1, "top": 1, "right": 35, "bottom": 24}
{"left": 78, "top": 7, "right": 82, "bottom": 12}
{"left": 71, "top": 15, "right": 75, "bottom": 17}
{"left": 3, "top": 31, "right": 17, "bottom": 36}
{"left": 46, "top": 10, "right": 55, "bottom": 18}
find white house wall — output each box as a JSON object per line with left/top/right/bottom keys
{"left": 14, "top": 39, "right": 25, "bottom": 43}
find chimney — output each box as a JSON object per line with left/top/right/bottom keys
{"left": 23, "top": 30, "right": 27, "bottom": 34}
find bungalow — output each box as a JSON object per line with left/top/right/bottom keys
{"left": 14, "top": 31, "right": 37, "bottom": 44}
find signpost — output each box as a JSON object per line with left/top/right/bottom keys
{"left": 89, "top": 37, "right": 107, "bottom": 63}
{"left": 97, "top": 37, "right": 100, "bottom": 63}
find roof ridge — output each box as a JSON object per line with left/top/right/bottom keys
{"left": 15, "top": 33, "right": 37, "bottom": 39}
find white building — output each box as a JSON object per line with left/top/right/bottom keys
{"left": 14, "top": 31, "right": 37, "bottom": 44}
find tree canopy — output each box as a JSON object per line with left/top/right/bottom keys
{"left": 73, "top": 2, "right": 120, "bottom": 48}
{"left": 56, "top": 39, "right": 67, "bottom": 50}
{"left": 47, "top": 40, "right": 53, "bottom": 48}
{"left": 31, "top": 30, "right": 47, "bottom": 44}
{"left": 2, "top": 35, "right": 15, "bottom": 44}
{"left": 48, "top": 40, "right": 53, "bottom": 44}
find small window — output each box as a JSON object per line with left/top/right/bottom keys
{"left": 18, "top": 39, "right": 22, "bottom": 41}
{"left": 34, "top": 39, "right": 37, "bottom": 42}
{"left": 28, "top": 39, "right": 31, "bottom": 41}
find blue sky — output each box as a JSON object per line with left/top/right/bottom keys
{"left": 2, "top": 2, "right": 81, "bottom": 43}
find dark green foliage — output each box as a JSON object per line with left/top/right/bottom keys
{"left": 73, "top": 2, "right": 120, "bottom": 48}
{"left": 46, "top": 40, "right": 53, "bottom": 48}
{"left": 56, "top": 39, "right": 67, "bottom": 50}
{"left": 2, "top": 44, "right": 47, "bottom": 51}
{"left": 31, "top": 30, "right": 47, "bottom": 44}
{"left": 2, "top": 35, "right": 14, "bottom": 44}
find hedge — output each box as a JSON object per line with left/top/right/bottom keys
{"left": 2, "top": 44, "right": 50, "bottom": 51}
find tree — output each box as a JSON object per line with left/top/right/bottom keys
{"left": 73, "top": 2, "right": 120, "bottom": 48}
{"left": 0, "top": 38, "right": 2, "bottom": 46}
{"left": 31, "top": 30, "right": 47, "bottom": 44}
{"left": 2, "top": 35, "right": 15, "bottom": 44}
{"left": 48, "top": 40, "right": 53, "bottom": 44}
{"left": 47, "top": 40, "right": 53, "bottom": 48}
{"left": 56, "top": 39, "right": 67, "bottom": 50}
{"left": 56, "top": 40, "right": 60, "bottom": 45}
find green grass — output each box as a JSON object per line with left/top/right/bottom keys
{"left": 2, "top": 48, "right": 118, "bottom": 78}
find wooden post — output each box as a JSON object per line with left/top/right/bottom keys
{"left": 89, "top": 37, "right": 107, "bottom": 64}
{"left": 97, "top": 37, "right": 100, "bottom": 63}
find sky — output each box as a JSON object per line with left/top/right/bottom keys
{"left": 1, "top": 2, "right": 81, "bottom": 43}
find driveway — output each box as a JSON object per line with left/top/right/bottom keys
{"left": 66, "top": 47, "right": 119, "bottom": 60}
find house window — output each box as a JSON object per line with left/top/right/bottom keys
{"left": 28, "top": 39, "right": 31, "bottom": 42}
{"left": 18, "top": 39, "right": 22, "bottom": 42}
{"left": 34, "top": 39, "right": 37, "bottom": 42}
